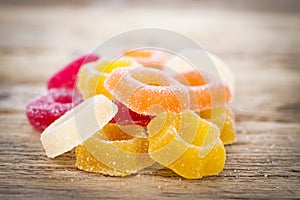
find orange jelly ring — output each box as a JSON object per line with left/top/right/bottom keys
{"left": 104, "top": 67, "right": 190, "bottom": 116}
{"left": 105, "top": 67, "right": 231, "bottom": 115}
{"left": 173, "top": 70, "right": 232, "bottom": 111}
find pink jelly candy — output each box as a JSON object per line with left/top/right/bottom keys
{"left": 47, "top": 54, "right": 99, "bottom": 89}
{"left": 110, "top": 100, "right": 152, "bottom": 127}
{"left": 26, "top": 88, "right": 82, "bottom": 131}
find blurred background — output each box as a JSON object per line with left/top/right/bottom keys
{"left": 0, "top": 0, "right": 299, "bottom": 119}
{"left": 0, "top": 0, "right": 299, "bottom": 82}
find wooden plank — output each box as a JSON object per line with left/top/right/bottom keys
{"left": 0, "top": 1, "right": 300, "bottom": 199}
{"left": 0, "top": 109, "right": 299, "bottom": 199}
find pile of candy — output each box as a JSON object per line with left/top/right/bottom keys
{"left": 26, "top": 50, "right": 235, "bottom": 179}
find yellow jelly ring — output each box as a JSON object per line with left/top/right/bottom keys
{"left": 200, "top": 107, "right": 236, "bottom": 144}
{"left": 82, "top": 123, "right": 155, "bottom": 173}
{"left": 147, "top": 110, "right": 226, "bottom": 179}
{"left": 77, "top": 59, "right": 138, "bottom": 99}
{"left": 75, "top": 145, "right": 130, "bottom": 177}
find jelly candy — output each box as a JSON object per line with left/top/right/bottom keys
{"left": 147, "top": 110, "right": 226, "bottom": 179}
{"left": 82, "top": 123, "right": 155, "bottom": 173}
{"left": 105, "top": 67, "right": 231, "bottom": 115}
{"left": 26, "top": 88, "right": 82, "bottom": 131}
{"left": 104, "top": 67, "right": 190, "bottom": 115}
{"left": 165, "top": 51, "right": 235, "bottom": 93}
{"left": 200, "top": 107, "right": 236, "bottom": 144}
{"left": 110, "top": 100, "right": 152, "bottom": 127}
{"left": 32, "top": 48, "right": 235, "bottom": 179}
{"left": 173, "top": 70, "right": 232, "bottom": 111}
{"left": 48, "top": 54, "right": 99, "bottom": 89}
{"left": 40, "top": 94, "right": 118, "bottom": 158}
{"left": 76, "top": 123, "right": 148, "bottom": 176}
{"left": 76, "top": 145, "right": 130, "bottom": 177}
{"left": 76, "top": 59, "right": 136, "bottom": 99}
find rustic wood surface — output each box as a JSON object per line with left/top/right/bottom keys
{"left": 0, "top": 1, "right": 299, "bottom": 199}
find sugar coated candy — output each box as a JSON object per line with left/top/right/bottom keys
{"left": 110, "top": 100, "right": 152, "bottom": 127}
{"left": 165, "top": 51, "right": 235, "bottom": 93}
{"left": 200, "top": 107, "right": 236, "bottom": 144}
{"left": 77, "top": 59, "right": 137, "bottom": 99}
{"left": 48, "top": 54, "right": 99, "bottom": 89}
{"left": 26, "top": 88, "right": 82, "bottom": 131}
{"left": 76, "top": 145, "right": 130, "bottom": 177}
{"left": 147, "top": 110, "right": 226, "bottom": 179}
{"left": 104, "top": 67, "right": 190, "bottom": 115}
{"left": 173, "top": 70, "right": 232, "bottom": 111}
{"left": 40, "top": 94, "right": 118, "bottom": 158}
{"left": 26, "top": 47, "right": 235, "bottom": 180}
{"left": 82, "top": 123, "right": 155, "bottom": 173}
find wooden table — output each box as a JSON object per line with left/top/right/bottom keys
{"left": 0, "top": 1, "right": 299, "bottom": 199}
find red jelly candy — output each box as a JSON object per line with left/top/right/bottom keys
{"left": 26, "top": 88, "right": 82, "bottom": 131}
{"left": 110, "top": 100, "right": 152, "bottom": 127}
{"left": 47, "top": 54, "right": 99, "bottom": 89}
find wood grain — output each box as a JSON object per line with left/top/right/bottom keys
{"left": 0, "top": 1, "right": 299, "bottom": 199}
